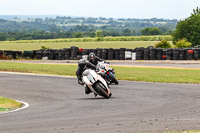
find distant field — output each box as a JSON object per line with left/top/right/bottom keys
{"left": 0, "top": 41, "right": 160, "bottom": 51}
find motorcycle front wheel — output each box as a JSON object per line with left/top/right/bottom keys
{"left": 93, "top": 82, "right": 110, "bottom": 99}
{"left": 108, "top": 72, "right": 118, "bottom": 85}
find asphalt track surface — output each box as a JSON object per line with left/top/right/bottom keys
{"left": 1, "top": 73, "right": 200, "bottom": 133}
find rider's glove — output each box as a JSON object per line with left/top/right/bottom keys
{"left": 78, "top": 80, "right": 84, "bottom": 85}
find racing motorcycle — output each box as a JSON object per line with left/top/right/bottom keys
{"left": 82, "top": 69, "right": 111, "bottom": 98}
{"left": 96, "top": 61, "right": 118, "bottom": 85}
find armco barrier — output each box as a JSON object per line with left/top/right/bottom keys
{"left": 1, "top": 46, "right": 200, "bottom": 60}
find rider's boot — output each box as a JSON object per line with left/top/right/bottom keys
{"left": 85, "top": 86, "right": 91, "bottom": 94}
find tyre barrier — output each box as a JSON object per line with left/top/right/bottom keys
{"left": 0, "top": 50, "right": 23, "bottom": 59}
{"left": 1, "top": 46, "right": 200, "bottom": 60}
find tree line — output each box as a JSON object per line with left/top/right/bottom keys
{"left": 0, "top": 27, "right": 172, "bottom": 41}
{"left": 0, "top": 15, "right": 177, "bottom": 41}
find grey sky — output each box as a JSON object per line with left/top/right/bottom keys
{"left": 0, "top": 0, "right": 199, "bottom": 19}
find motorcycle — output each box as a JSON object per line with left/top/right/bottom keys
{"left": 82, "top": 69, "right": 111, "bottom": 98}
{"left": 96, "top": 61, "right": 118, "bottom": 85}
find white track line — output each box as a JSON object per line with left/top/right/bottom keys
{"left": 0, "top": 100, "right": 29, "bottom": 115}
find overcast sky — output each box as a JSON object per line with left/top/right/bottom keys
{"left": 0, "top": 0, "right": 199, "bottom": 19}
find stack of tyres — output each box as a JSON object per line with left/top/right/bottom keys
{"left": 179, "top": 49, "right": 186, "bottom": 60}
{"left": 194, "top": 49, "right": 200, "bottom": 60}
{"left": 143, "top": 48, "right": 150, "bottom": 60}
{"left": 172, "top": 49, "right": 180, "bottom": 60}
{"left": 23, "top": 51, "right": 33, "bottom": 59}
{"left": 166, "top": 49, "right": 173, "bottom": 60}
{"left": 76, "top": 48, "right": 82, "bottom": 60}
{"left": 156, "top": 48, "right": 162, "bottom": 60}
{"left": 119, "top": 48, "right": 126, "bottom": 60}
{"left": 76, "top": 55, "right": 82, "bottom": 60}
{"left": 4, "top": 50, "right": 13, "bottom": 59}
{"left": 136, "top": 47, "right": 144, "bottom": 60}
{"left": 102, "top": 49, "right": 108, "bottom": 60}
{"left": 96, "top": 48, "right": 102, "bottom": 58}
{"left": 0, "top": 50, "right": 4, "bottom": 59}
{"left": 125, "top": 49, "right": 132, "bottom": 60}
{"left": 79, "top": 48, "right": 83, "bottom": 56}
{"left": 54, "top": 50, "right": 59, "bottom": 60}
{"left": 93, "top": 49, "right": 98, "bottom": 55}
{"left": 89, "top": 49, "right": 97, "bottom": 55}
{"left": 108, "top": 48, "right": 114, "bottom": 60}
{"left": 42, "top": 49, "right": 49, "bottom": 60}
{"left": 36, "top": 50, "right": 43, "bottom": 59}
{"left": 12, "top": 51, "right": 23, "bottom": 59}
{"left": 58, "top": 49, "right": 64, "bottom": 60}
{"left": 71, "top": 46, "right": 79, "bottom": 60}
{"left": 32, "top": 50, "right": 37, "bottom": 59}
{"left": 150, "top": 48, "right": 156, "bottom": 60}
{"left": 48, "top": 49, "right": 55, "bottom": 60}
{"left": 132, "top": 48, "right": 136, "bottom": 60}
{"left": 162, "top": 49, "right": 167, "bottom": 60}
{"left": 114, "top": 49, "right": 119, "bottom": 60}
{"left": 63, "top": 48, "right": 71, "bottom": 60}
{"left": 187, "top": 49, "right": 194, "bottom": 60}
{"left": 82, "top": 49, "right": 89, "bottom": 56}
{"left": 82, "top": 49, "right": 89, "bottom": 60}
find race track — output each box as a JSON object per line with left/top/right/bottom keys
{"left": 0, "top": 73, "right": 200, "bottom": 133}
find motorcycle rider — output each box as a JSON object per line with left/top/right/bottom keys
{"left": 88, "top": 52, "right": 111, "bottom": 81}
{"left": 76, "top": 59, "right": 96, "bottom": 94}
{"left": 88, "top": 52, "right": 104, "bottom": 66}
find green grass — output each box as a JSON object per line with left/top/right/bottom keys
{"left": 0, "top": 62, "right": 77, "bottom": 76}
{"left": 0, "top": 62, "right": 200, "bottom": 84}
{"left": 0, "top": 96, "right": 22, "bottom": 112}
{"left": 0, "top": 41, "right": 159, "bottom": 51}
{"left": 115, "top": 66, "right": 200, "bottom": 84}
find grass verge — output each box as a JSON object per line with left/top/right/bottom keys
{"left": 0, "top": 62, "right": 200, "bottom": 84}
{"left": 0, "top": 96, "right": 22, "bottom": 112}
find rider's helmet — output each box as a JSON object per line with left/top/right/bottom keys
{"left": 78, "top": 59, "right": 86, "bottom": 68}
{"left": 89, "top": 53, "right": 95, "bottom": 62}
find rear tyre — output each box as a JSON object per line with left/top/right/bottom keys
{"left": 108, "top": 72, "right": 118, "bottom": 85}
{"left": 93, "top": 82, "right": 110, "bottom": 99}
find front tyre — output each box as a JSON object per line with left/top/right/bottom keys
{"left": 108, "top": 72, "right": 118, "bottom": 85}
{"left": 93, "top": 82, "right": 110, "bottom": 99}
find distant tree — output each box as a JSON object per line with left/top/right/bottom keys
{"left": 122, "top": 29, "right": 131, "bottom": 36}
{"left": 95, "top": 30, "right": 103, "bottom": 37}
{"left": 84, "top": 31, "right": 95, "bottom": 37}
{"left": 141, "top": 27, "right": 162, "bottom": 35}
{"left": 122, "top": 29, "right": 136, "bottom": 36}
{"left": 72, "top": 32, "right": 82, "bottom": 38}
{"left": 50, "top": 27, "right": 60, "bottom": 33}
{"left": 0, "top": 34, "right": 6, "bottom": 41}
{"left": 172, "top": 7, "right": 200, "bottom": 46}
{"left": 174, "top": 38, "right": 192, "bottom": 48}
{"left": 154, "top": 40, "right": 172, "bottom": 48}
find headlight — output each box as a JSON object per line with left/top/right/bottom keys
{"left": 88, "top": 76, "right": 95, "bottom": 83}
